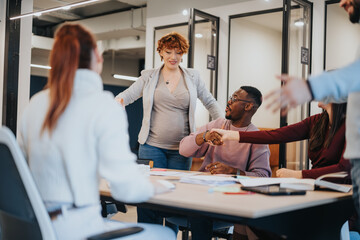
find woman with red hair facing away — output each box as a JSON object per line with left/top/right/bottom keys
{"left": 18, "top": 23, "right": 175, "bottom": 240}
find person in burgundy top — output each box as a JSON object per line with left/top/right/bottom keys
{"left": 212, "top": 102, "right": 349, "bottom": 184}
{"left": 211, "top": 102, "right": 354, "bottom": 238}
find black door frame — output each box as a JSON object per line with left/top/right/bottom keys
{"left": 281, "top": 0, "right": 313, "bottom": 168}
{"left": 3, "top": 0, "right": 22, "bottom": 135}
{"left": 188, "top": 8, "right": 219, "bottom": 99}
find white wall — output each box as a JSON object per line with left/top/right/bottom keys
{"left": 326, "top": 3, "right": 360, "bottom": 70}
{"left": 0, "top": 0, "right": 6, "bottom": 124}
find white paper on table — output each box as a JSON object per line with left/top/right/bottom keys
{"left": 179, "top": 175, "right": 237, "bottom": 186}
{"left": 150, "top": 170, "right": 200, "bottom": 177}
{"left": 238, "top": 177, "right": 315, "bottom": 187}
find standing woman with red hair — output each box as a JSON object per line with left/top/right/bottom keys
{"left": 116, "top": 32, "right": 222, "bottom": 171}
{"left": 18, "top": 24, "right": 175, "bottom": 240}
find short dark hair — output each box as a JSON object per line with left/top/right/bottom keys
{"left": 240, "top": 86, "right": 262, "bottom": 107}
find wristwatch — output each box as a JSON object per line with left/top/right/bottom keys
{"left": 203, "top": 130, "right": 209, "bottom": 142}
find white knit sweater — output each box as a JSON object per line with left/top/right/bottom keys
{"left": 19, "top": 69, "right": 154, "bottom": 207}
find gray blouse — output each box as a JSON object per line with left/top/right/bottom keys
{"left": 146, "top": 73, "right": 190, "bottom": 150}
{"left": 116, "top": 65, "right": 223, "bottom": 145}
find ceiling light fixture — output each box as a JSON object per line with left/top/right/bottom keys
{"left": 31, "top": 64, "right": 51, "bottom": 70}
{"left": 113, "top": 74, "right": 138, "bottom": 81}
{"left": 10, "top": 0, "right": 99, "bottom": 20}
{"left": 182, "top": 9, "right": 188, "bottom": 16}
{"left": 195, "top": 33, "right": 203, "bottom": 38}
{"left": 294, "top": 18, "right": 305, "bottom": 27}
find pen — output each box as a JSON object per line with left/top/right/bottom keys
{"left": 232, "top": 175, "right": 250, "bottom": 179}
{"left": 223, "top": 191, "right": 255, "bottom": 195}
{"left": 151, "top": 168, "right": 167, "bottom": 171}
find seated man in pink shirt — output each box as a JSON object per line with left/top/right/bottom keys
{"left": 180, "top": 86, "right": 271, "bottom": 177}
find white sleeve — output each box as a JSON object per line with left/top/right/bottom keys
{"left": 96, "top": 100, "right": 154, "bottom": 203}
{"left": 115, "top": 70, "right": 148, "bottom": 106}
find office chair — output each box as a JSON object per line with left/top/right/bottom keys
{"left": 100, "top": 159, "right": 153, "bottom": 218}
{"left": 0, "top": 126, "right": 142, "bottom": 240}
{"left": 100, "top": 196, "right": 127, "bottom": 217}
{"left": 166, "top": 216, "right": 233, "bottom": 240}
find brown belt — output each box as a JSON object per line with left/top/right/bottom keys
{"left": 48, "top": 204, "right": 89, "bottom": 220}
{"left": 48, "top": 209, "right": 63, "bottom": 220}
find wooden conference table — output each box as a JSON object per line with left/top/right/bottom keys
{"left": 100, "top": 170, "right": 354, "bottom": 240}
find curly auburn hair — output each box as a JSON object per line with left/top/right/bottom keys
{"left": 157, "top": 32, "right": 189, "bottom": 59}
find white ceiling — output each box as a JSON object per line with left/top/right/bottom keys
{"left": 32, "top": 0, "right": 148, "bottom": 62}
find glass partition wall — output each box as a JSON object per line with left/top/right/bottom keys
{"left": 229, "top": 10, "right": 283, "bottom": 130}
{"left": 189, "top": 9, "right": 219, "bottom": 126}
{"left": 229, "top": 10, "right": 283, "bottom": 175}
{"left": 228, "top": 0, "right": 312, "bottom": 172}
{"left": 285, "top": 1, "right": 312, "bottom": 170}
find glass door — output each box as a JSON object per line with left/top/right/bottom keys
{"left": 188, "top": 9, "right": 219, "bottom": 127}
{"left": 280, "top": 0, "right": 312, "bottom": 169}
{"left": 228, "top": 9, "right": 283, "bottom": 176}
{"left": 228, "top": 0, "right": 312, "bottom": 173}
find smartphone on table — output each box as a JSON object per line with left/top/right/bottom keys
{"left": 241, "top": 185, "right": 306, "bottom": 196}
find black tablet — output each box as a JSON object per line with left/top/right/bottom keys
{"left": 241, "top": 185, "right": 306, "bottom": 196}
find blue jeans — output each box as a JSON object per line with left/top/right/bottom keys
{"left": 137, "top": 144, "right": 191, "bottom": 234}
{"left": 138, "top": 143, "right": 191, "bottom": 170}
{"left": 351, "top": 159, "right": 360, "bottom": 232}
